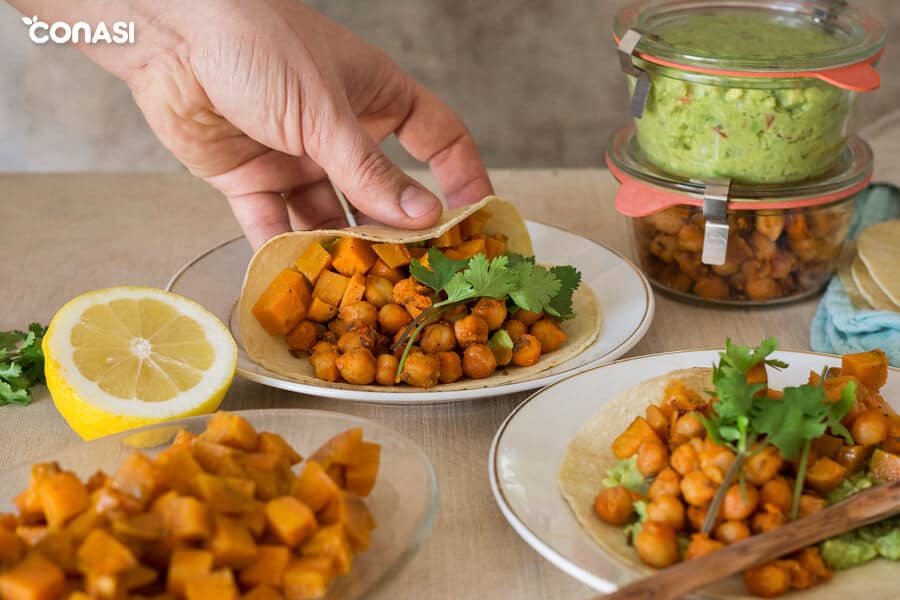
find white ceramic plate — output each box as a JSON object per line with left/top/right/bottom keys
{"left": 166, "top": 222, "right": 654, "bottom": 403}
{"left": 489, "top": 349, "right": 900, "bottom": 594}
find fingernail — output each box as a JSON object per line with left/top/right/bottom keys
{"left": 400, "top": 186, "right": 439, "bottom": 219}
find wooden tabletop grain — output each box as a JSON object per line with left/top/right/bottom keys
{"left": 0, "top": 169, "right": 821, "bottom": 600}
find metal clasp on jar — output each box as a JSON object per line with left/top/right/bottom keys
{"left": 700, "top": 178, "right": 732, "bottom": 266}
{"left": 617, "top": 29, "right": 651, "bottom": 118}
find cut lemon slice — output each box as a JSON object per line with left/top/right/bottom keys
{"left": 43, "top": 287, "right": 237, "bottom": 440}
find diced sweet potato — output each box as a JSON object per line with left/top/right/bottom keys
{"left": 184, "top": 569, "right": 238, "bottom": 600}
{"left": 835, "top": 445, "right": 873, "bottom": 474}
{"left": 118, "top": 565, "right": 158, "bottom": 592}
{"left": 171, "top": 429, "right": 197, "bottom": 449}
{"left": 872, "top": 448, "right": 900, "bottom": 482}
{"left": 195, "top": 474, "right": 256, "bottom": 516}
{"left": 14, "top": 527, "right": 47, "bottom": 547}
{"left": 292, "top": 461, "right": 340, "bottom": 513}
{"left": 368, "top": 259, "right": 404, "bottom": 283}
{"left": 201, "top": 413, "right": 259, "bottom": 451}
{"left": 663, "top": 380, "right": 707, "bottom": 413}
{"left": 483, "top": 235, "right": 506, "bottom": 259}
{"left": 76, "top": 529, "right": 137, "bottom": 575}
{"left": 318, "top": 492, "right": 375, "bottom": 552}
{"left": 257, "top": 432, "right": 302, "bottom": 466}
{"left": 36, "top": 472, "right": 89, "bottom": 528}
{"left": 155, "top": 447, "right": 204, "bottom": 496}
{"left": 252, "top": 270, "right": 310, "bottom": 336}
{"left": 166, "top": 549, "right": 214, "bottom": 595}
{"left": 210, "top": 516, "right": 258, "bottom": 569}
{"left": 309, "top": 428, "right": 363, "bottom": 471}
{"left": 243, "top": 504, "right": 268, "bottom": 538}
{"left": 645, "top": 405, "right": 669, "bottom": 441}
{"left": 282, "top": 567, "right": 327, "bottom": 600}
{"left": 432, "top": 225, "right": 462, "bottom": 248}
{"left": 459, "top": 210, "right": 492, "bottom": 239}
{"left": 804, "top": 457, "right": 847, "bottom": 494}
{"left": 331, "top": 238, "right": 376, "bottom": 277}
{"left": 191, "top": 440, "right": 245, "bottom": 478}
{"left": 811, "top": 435, "right": 843, "bottom": 460}
{"left": 285, "top": 321, "right": 320, "bottom": 353}
{"left": 746, "top": 363, "right": 768, "bottom": 386}
{"left": 339, "top": 273, "right": 366, "bottom": 309}
{"left": 344, "top": 442, "right": 380, "bottom": 497}
{"left": 300, "top": 525, "right": 352, "bottom": 576}
{"left": 444, "top": 238, "right": 486, "bottom": 261}
{"left": 311, "top": 270, "right": 350, "bottom": 307}
{"left": 264, "top": 497, "right": 316, "bottom": 547}
{"left": 236, "top": 453, "right": 292, "bottom": 501}
{"left": 113, "top": 452, "right": 167, "bottom": 503}
{"left": 824, "top": 375, "right": 860, "bottom": 404}
{"left": 371, "top": 243, "right": 411, "bottom": 269}
{"left": 0, "top": 526, "right": 23, "bottom": 566}
{"left": 32, "top": 531, "right": 78, "bottom": 575}
{"left": 112, "top": 512, "right": 164, "bottom": 542}
{"left": 612, "top": 417, "right": 661, "bottom": 460}
{"left": 0, "top": 552, "right": 65, "bottom": 600}
{"left": 243, "top": 585, "right": 284, "bottom": 600}
{"left": 288, "top": 556, "right": 333, "bottom": 585}
{"left": 295, "top": 243, "right": 333, "bottom": 285}
{"left": 884, "top": 416, "right": 900, "bottom": 454}
{"left": 238, "top": 545, "right": 290, "bottom": 587}
{"left": 153, "top": 493, "right": 211, "bottom": 541}
{"left": 305, "top": 297, "right": 338, "bottom": 323}
{"left": 841, "top": 350, "right": 888, "bottom": 391}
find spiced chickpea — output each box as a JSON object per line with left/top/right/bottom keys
{"left": 398, "top": 352, "right": 440, "bottom": 388}
{"left": 364, "top": 276, "right": 395, "bottom": 308}
{"left": 420, "top": 323, "right": 456, "bottom": 353}
{"left": 634, "top": 521, "right": 680, "bottom": 569}
{"left": 392, "top": 277, "right": 429, "bottom": 304}
{"left": 436, "top": 351, "right": 463, "bottom": 384}
{"left": 636, "top": 440, "right": 669, "bottom": 477}
{"left": 714, "top": 520, "right": 751, "bottom": 545}
{"left": 375, "top": 354, "right": 399, "bottom": 386}
{"left": 744, "top": 563, "right": 791, "bottom": 598}
{"left": 670, "top": 443, "right": 700, "bottom": 476}
{"left": 339, "top": 301, "right": 378, "bottom": 326}
{"left": 512, "top": 308, "right": 543, "bottom": 326}
{"left": 471, "top": 298, "right": 507, "bottom": 330}
{"left": 462, "top": 344, "right": 497, "bottom": 379}
{"left": 378, "top": 303, "right": 412, "bottom": 335}
{"left": 744, "top": 446, "right": 783, "bottom": 486}
{"left": 335, "top": 348, "right": 377, "bottom": 385}
{"left": 671, "top": 413, "right": 705, "bottom": 444}
{"left": 593, "top": 486, "right": 634, "bottom": 526}
{"left": 721, "top": 484, "right": 759, "bottom": 521}
{"left": 504, "top": 319, "right": 527, "bottom": 341}
{"left": 646, "top": 495, "right": 685, "bottom": 531}
{"left": 530, "top": 319, "right": 567, "bottom": 353}
{"left": 761, "top": 478, "right": 793, "bottom": 515}
{"left": 648, "top": 468, "right": 681, "bottom": 500}
{"left": 680, "top": 470, "right": 717, "bottom": 507}
{"left": 454, "top": 315, "right": 489, "bottom": 348}
{"left": 512, "top": 334, "right": 542, "bottom": 367}
{"left": 286, "top": 320, "right": 320, "bottom": 353}
{"left": 751, "top": 504, "right": 784, "bottom": 534}
{"left": 309, "top": 347, "right": 340, "bottom": 382}
{"left": 684, "top": 533, "right": 725, "bottom": 560}
{"left": 328, "top": 319, "right": 350, "bottom": 339}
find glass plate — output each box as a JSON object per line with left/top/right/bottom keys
{"left": 166, "top": 222, "right": 654, "bottom": 403}
{"left": 0, "top": 409, "right": 438, "bottom": 600}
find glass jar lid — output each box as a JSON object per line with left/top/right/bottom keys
{"left": 614, "top": 1, "right": 885, "bottom": 74}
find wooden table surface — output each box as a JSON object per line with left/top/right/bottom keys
{"left": 0, "top": 169, "right": 821, "bottom": 599}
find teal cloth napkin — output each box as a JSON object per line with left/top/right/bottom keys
{"left": 811, "top": 183, "right": 900, "bottom": 366}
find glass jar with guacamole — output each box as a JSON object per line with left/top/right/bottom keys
{"left": 608, "top": 125, "right": 873, "bottom": 305}
{"left": 614, "top": 1, "right": 884, "bottom": 184}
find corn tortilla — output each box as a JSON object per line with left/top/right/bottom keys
{"left": 858, "top": 220, "right": 900, "bottom": 307}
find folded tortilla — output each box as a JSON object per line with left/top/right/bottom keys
{"left": 238, "top": 196, "right": 601, "bottom": 392}
{"left": 558, "top": 368, "right": 897, "bottom": 598}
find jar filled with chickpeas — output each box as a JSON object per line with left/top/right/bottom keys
{"left": 607, "top": 125, "right": 873, "bottom": 305}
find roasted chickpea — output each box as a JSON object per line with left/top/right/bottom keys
{"left": 420, "top": 323, "right": 456, "bottom": 354}
{"left": 677, "top": 224, "right": 704, "bottom": 253}
{"left": 751, "top": 503, "right": 784, "bottom": 534}
{"left": 375, "top": 353, "right": 399, "bottom": 386}
{"left": 714, "top": 520, "right": 751, "bottom": 545}
{"left": 404, "top": 294, "right": 432, "bottom": 318}
{"left": 511, "top": 308, "right": 543, "bottom": 326}
{"left": 684, "top": 533, "right": 724, "bottom": 561}
{"left": 462, "top": 344, "right": 497, "bottom": 379}
{"left": 637, "top": 440, "right": 669, "bottom": 477}
{"left": 744, "top": 446, "right": 783, "bottom": 486}
{"left": 693, "top": 275, "right": 730, "bottom": 300}
{"left": 671, "top": 413, "right": 705, "bottom": 444}
{"left": 335, "top": 348, "right": 377, "bottom": 385}
{"left": 756, "top": 214, "right": 785, "bottom": 241}
{"left": 593, "top": 486, "right": 634, "bottom": 526}
{"left": 378, "top": 303, "right": 412, "bottom": 335}
{"left": 512, "top": 334, "right": 542, "bottom": 367}
{"left": 337, "top": 330, "right": 377, "bottom": 354}
{"left": 364, "top": 276, "right": 395, "bottom": 308}
{"left": 471, "top": 298, "right": 507, "bottom": 330}
{"left": 646, "top": 495, "right": 685, "bottom": 531}
{"left": 339, "top": 301, "right": 378, "bottom": 326}
{"left": 721, "top": 484, "right": 760, "bottom": 521}
{"left": 699, "top": 444, "right": 736, "bottom": 475}
{"left": 851, "top": 409, "right": 888, "bottom": 446}
{"left": 453, "top": 315, "right": 489, "bottom": 348}
{"left": 687, "top": 504, "right": 716, "bottom": 531}
{"left": 634, "top": 521, "right": 680, "bottom": 569}
{"left": 398, "top": 352, "right": 440, "bottom": 388}
{"left": 744, "top": 563, "right": 791, "bottom": 598}
{"left": 796, "top": 495, "right": 827, "bottom": 518}
{"left": 530, "top": 319, "right": 567, "bottom": 353}
{"left": 436, "top": 351, "right": 463, "bottom": 384}
{"left": 670, "top": 443, "right": 700, "bottom": 476}
{"left": 703, "top": 465, "right": 725, "bottom": 485}
{"left": 309, "top": 347, "right": 340, "bottom": 382}
{"left": 761, "top": 477, "right": 792, "bottom": 516}
{"left": 745, "top": 274, "right": 780, "bottom": 302}
{"left": 681, "top": 470, "right": 717, "bottom": 507}
{"left": 504, "top": 319, "right": 527, "bottom": 341}
{"left": 286, "top": 320, "right": 321, "bottom": 353}
{"left": 311, "top": 341, "right": 337, "bottom": 354}
{"left": 328, "top": 318, "right": 351, "bottom": 338}
{"left": 648, "top": 468, "right": 681, "bottom": 500}
{"left": 392, "top": 277, "right": 429, "bottom": 304}
{"left": 442, "top": 304, "right": 469, "bottom": 323}
{"left": 648, "top": 207, "right": 689, "bottom": 235}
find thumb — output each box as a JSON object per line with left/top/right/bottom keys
{"left": 305, "top": 102, "right": 443, "bottom": 229}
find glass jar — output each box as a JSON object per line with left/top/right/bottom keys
{"left": 614, "top": 1, "right": 884, "bottom": 184}
{"left": 608, "top": 125, "right": 873, "bottom": 305}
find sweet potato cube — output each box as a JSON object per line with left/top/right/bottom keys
{"left": 185, "top": 569, "right": 238, "bottom": 600}
{"left": 191, "top": 440, "right": 245, "bottom": 478}
{"left": 13, "top": 487, "right": 43, "bottom": 525}
{"left": 76, "top": 529, "right": 137, "bottom": 575}
{"left": 282, "top": 568, "right": 327, "bottom": 600}
{"left": 239, "top": 545, "right": 290, "bottom": 587}
{"left": 210, "top": 516, "right": 258, "bottom": 569}
{"left": 310, "top": 428, "right": 363, "bottom": 471}
{"left": 835, "top": 444, "right": 874, "bottom": 474}
{"left": 258, "top": 432, "right": 302, "bottom": 465}
{"left": 339, "top": 273, "right": 366, "bottom": 309}
{"left": 432, "top": 225, "right": 462, "bottom": 248}
{"left": 119, "top": 565, "right": 158, "bottom": 592}
{"left": 483, "top": 234, "right": 507, "bottom": 259}
{"left": 0, "top": 552, "right": 65, "bottom": 600}
{"left": 444, "top": 238, "right": 486, "bottom": 261}
{"left": 167, "top": 549, "right": 214, "bottom": 595}
{"left": 289, "top": 557, "right": 333, "bottom": 584}
{"left": 873, "top": 449, "right": 900, "bottom": 482}
{"left": 253, "top": 270, "right": 311, "bottom": 336}
{"left": 371, "top": 243, "right": 411, "bottom": 269}
{"left": 612, "top": 417, "right": 661, "bottom": 460}
{"left": 300, "top": 525, "right": 352, "bottom": 576}
{"left": 319, "top": 492, "right": 375, "bottom": 552}
{"left": 295, "top": 242, "right": 333, "bottom": 285}
{"left": 195, "top": 474, "right": 256, "bottom": 515}
{"left": 0, "top": 526, "right": 23, "bottom": 566}
{"left": 286, "top": 321, "right": 320, "bottom": 353}
{"left": 155, "top": 446, "right": 204, "bottom": 496}
{"left": 201, "top": 412, "right": 259, "bottom": 451}
{"left": 171, "top": 429, "right": 197, "bottom": 449}
{"left": 153, "top": 493, "right": 211, "bottom": 541}
{"left": 841, "top": 350, "right": 888, "bottom": 391}
{"left": 331, "top": 238, "right": 376, "bottom": 277}
{"left": 369, "top": 259, "right": 403, "bottom": 283}
{"left": 243, "top": 585, "right": 284, "bottom": 600}
{"left": 36, "top": 472, "right": 89, "bottom": 528}
{"left": 311, "top": 270, "right": 350, "bottom": 307}
{"left": 243, "top": 504, "right": 268, "bottom": 538}
{"left": 111, "top": 512, "right": 164, "bottom": 543}
{"left": 305, "top": 298, "right": 338, "bottom": 323}
{"left": 746, "top": 363, "right": 768, "bottom": 386}
{"left": 824, "top": 375, "right": 860, "bottom": 404}
{"left": 265, "top": 497, "right": 316, "bottom": 547}
{"left": 14, "top": 527, "right": 47, "bottom": 547}
{"left": 292, "top": 461, "right": 341, "bottom": 513}
{"left": 113, "top": 452, "right": 167, "bottom": 503}
{"left": 32, "top": 530, "right": 79, "bottom": 575}
{"left": 344, "top": 442, "right": 380, "bottom": 497}
{"left": 805, "top": 457, "right": 847, "bottom": 494}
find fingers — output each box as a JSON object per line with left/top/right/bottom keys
{"left": 284, "top": 180, "right": 349, "bottom": 230}
{"left": 227, "top": 192, "right": 291, "bottom": 250}
{"left": 395, "top": 84, "right": 494, "bottom": 208}
{"left": 304, "top": 98, "right": 443, "bottom": 230}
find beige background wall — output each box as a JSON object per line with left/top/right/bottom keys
{"left": 2, "top": 0, "right": 898, "bottom": 171}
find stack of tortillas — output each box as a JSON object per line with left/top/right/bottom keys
{"left": 838, "top": 220, "right": 900, "bottom": 312}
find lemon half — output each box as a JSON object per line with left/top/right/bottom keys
{"left": 43, "top": 287, "right": 237, "bottom": 440}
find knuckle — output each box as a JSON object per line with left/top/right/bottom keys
{"left": 353, "top": 147, "right": 396, "bottom": 191}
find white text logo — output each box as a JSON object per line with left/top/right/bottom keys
{"left": 22, "top": 15, "right": 135, "bottom": 45}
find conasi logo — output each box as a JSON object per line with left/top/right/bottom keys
{"left": 22, "top": 15, "right": 135, "bottom": 45}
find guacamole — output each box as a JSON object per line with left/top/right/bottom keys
{"left": 602, "top": 456, "right": 649, "bottom": 495}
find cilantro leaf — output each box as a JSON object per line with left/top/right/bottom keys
{"left": 545, "top": 266, "right": 581, "bottom": 320}
{"left": 442, "top": 271, "right": 474, "bottom": 303}
{"left": 462, "top": 255, "right": 518, "bottom": 300}
{"left": 0, "top": 323, "right": 48, "bottom": 407}
{"left": 0, "top": 380, "right": 30, "bottom": 405}
{"left": 721, "top": 337, "right": 779, "bottom": 373}
{"left": 754, "top": 385, "right": 829, "bottom": 459}
{"left": 505, "top": 253, "right": 535, "bottom": 269}
{"left": 409, "top": 248, "right": 468, "bottom": 294}
{"left": 0, "top": 362, "right": 22, "bottom": 380}
{"left": 826, "top": 380, "right": 856, "bottom": 444}
{"left": 509, "top": 262, "right": 560, "bottom": 313}
{"left": 0, "top": 330, "right": 25, "bottom": 351}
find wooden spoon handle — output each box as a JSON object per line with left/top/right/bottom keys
{"left": 599, "top": 480, "right": 900, "bottom": 600}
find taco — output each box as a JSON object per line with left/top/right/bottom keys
{"left": 238, "top": 196, "right": 601, "bottom": 391}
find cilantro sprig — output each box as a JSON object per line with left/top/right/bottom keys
{"left": 0, "top": 323, "right": 48, "bottom": 406}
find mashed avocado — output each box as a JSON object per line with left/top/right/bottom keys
{"left": 602, "top": 456, "right": 649, "bottom": 495}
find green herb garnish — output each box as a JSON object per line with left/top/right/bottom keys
{"left": 0, "top": 323, "right": 48, "bottom": 406}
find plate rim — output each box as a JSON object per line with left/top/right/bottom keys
{"left": 489, "top": 348, "right": 900, "bottom": 593}
{"left": 166, "top": 222, "right": 655, "bottom": 403}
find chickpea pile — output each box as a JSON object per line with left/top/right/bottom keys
{"left": 633, "top": 200, "right": 853, "bottom": 303}
{"left": 593, "top": 351, "right": 900, "bottom": 598}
